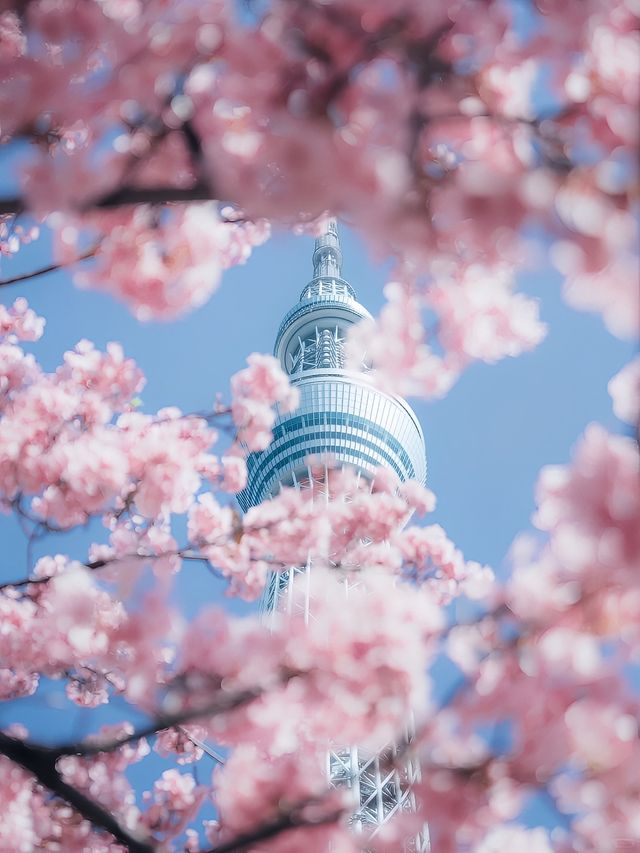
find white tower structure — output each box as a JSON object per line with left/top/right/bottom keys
{"left": 237, "top": 222, "right": 427, "bottom": 846}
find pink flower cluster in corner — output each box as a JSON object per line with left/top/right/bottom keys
{"left": 230, "top": 353, "right": 299, "bottom": 451}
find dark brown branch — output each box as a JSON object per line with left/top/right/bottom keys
{"left": 0, "top": 731, "right": 154, "bottom": 853}
{"left": 0, "top": 246, "right": 98, "bottom": 288}
{"left": 92, "top": 182, "right": 216, "bottom": 210}
{"left": 53, "top": 685, "right": 267, "bottom": 758}
{"left": 0, "top": 197, "right": 24, "bottom": 216}
{"left": 0, "top": 184, "right": 214, "bottom": 217}
{"left": 0, "top": 680, "right": 296, "bottom": 850}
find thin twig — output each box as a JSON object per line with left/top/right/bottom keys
{"left": 52, "top": 680, "right": 286, "bottom": 758}
{"left": 0, "top": 546, "right": 222, "bottom": 592}
{"left": 0, "top": 246, "right": 98, "bottom": 287}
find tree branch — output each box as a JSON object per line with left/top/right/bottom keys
{"left": 0, "top": 184, "right": 215, "bottom": 218}
{"left": 0, "top": 546, "right": 221, "bottom": 592}
{"left": 93, "top": 182, "right": 216, "bottom": 210}
{"left": 53, "top": 685, "right": 267, "bottom": 758}
{"left": 0, "top": 246, "right": 98, "bottom": 288}
{"left": 0, "top": 681, "right": 295, "bottom": 851}
{"left": 0, "top": 731, "right": 155, "bottom": 853}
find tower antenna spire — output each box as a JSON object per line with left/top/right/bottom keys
{"left": 312, "top": 217, "right": 342, "bottom": 280}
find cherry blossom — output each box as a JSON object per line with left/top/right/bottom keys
{"left": 0, "top": 0, "right": 633, "bottom": 334}
{"left": 0, "top": 756, "right": 38, "bottom": 852}
{"left": 347, "top": 269, "right": 545, "bottom": 398}
{"left": 426, "top": 264, "right": 546, "bottom": 365}
{"left": 0, "top": 1, "right": 637, "bottom": 849}
{"left": 231, "top": 353, "right": 300, "bottom": 451}
{"left": 533, "top": 424, "right": 640, "bottom": 585}
{"left": 154, "top": 725, "right": 209, "bottom": 765}
{"left": 0, "top": 297, "right": 44, "bottom": 342}
{"left": 476, "top": 825, "right": 553, "bottom": 853}
{"left": 213, "top": 745, "right": 354, "bottom": 852}
{"left": 609, "top": 356, "right": 640, "bottom": 426}
{"left": 140, "top": 769, "right": 205, "bottom": 842}
{"left": 71, "top": 205, "right": 269, "bottom": 321}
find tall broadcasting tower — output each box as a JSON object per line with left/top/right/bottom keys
{"left": 237, "top": 222, "right": 427, "bottom": 844}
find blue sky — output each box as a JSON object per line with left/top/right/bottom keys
{"left": 0, "top": 219, "right": 635, "bottom": 812}
{"left": 1, "top": 222, "right": 633, "bottom": 574}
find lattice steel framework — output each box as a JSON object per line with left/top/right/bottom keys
{"left": 238, "top": 221, "right": 428, "bottom": 850}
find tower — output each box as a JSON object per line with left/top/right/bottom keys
{"left": 237, "top": 222, "right": 427, "bottom": 845}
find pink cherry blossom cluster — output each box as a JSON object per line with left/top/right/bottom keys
{"left": 68, "top": 205, "right": 269, "bottom": 321}
{"left": 0, "top": 297, "right": 44, "bottom": 342}
{"left": 212, "top": 746, "right": 354, "bottom": 852}
{"left": 0, "top": 219, "right": 39, "bottom": 257}
{"left": 230, "top": 353, "right": 300, "bottom": 451}
{"left": 0, "top": 563, "right": 126, "bottom": 702}
{"left": 0, "top": 0, "right": 635, "bottom": 338}
{"left": 397, "top": 523, "right": 495, "bottom": 603}
{"left": 170, "top": 571, "right": 441, "bottom": 755}
{"left": 347, "top": 269, "right": 545, "bottom": 398}
{"left": 140, "top": 769, "right": 206, "bottom": 843}
{"left": 154, "top": 724, "right": 209, "bottom": 765}
{"left": 186, "top": 466, "right": 448, "bottom": 599}
{"left": 57, "top": 723, "right": 150, "bottom": 827}
{"left": 609, "top": 356, "right": 640, "bottom": 427}
{"left": 0, "top": 317, "right": 296, "bottom": 529}
{"left": 412, "top": 424, "right": 640, "bottom": 850}
{"left": 0, "top": 334, "right": 146, "bottom": 526}
{"left": 533, "top": 424, "right": 639, "bottom": 591}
